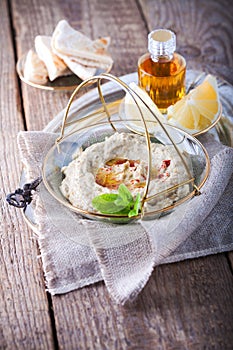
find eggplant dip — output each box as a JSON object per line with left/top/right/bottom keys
{"left": 60, "top": 132, "right": 192, "bottom": 213}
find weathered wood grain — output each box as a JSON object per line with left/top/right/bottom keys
{"left": 49, "top": 254, "right": 233, "bottom": 350}
{"left": 138, "top": 0, "right": 233, "bottom": 84}
{"left": 0, "top": 0, "right": 55, "bottom": 349}
{"left": 4, "top": 0, "right": 233, "bottom": 349}
{"left": 11, "top": 0, "right": 70, "bottom": 132}
{"left": 139, "top": 0, "right": 233, "bottom": 64}
{"left": 228, "top": 252, "right": 233, "bottom": 271}
{"left": 11, "top": 0, "right": 148, "bottom": 132}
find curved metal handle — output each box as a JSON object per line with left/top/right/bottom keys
{"left": 54, "top": 73, "right": 194, "bottom": 217}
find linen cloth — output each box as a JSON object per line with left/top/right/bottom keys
{"left": 17, "top": 131, "right": 233, "bottom": 304}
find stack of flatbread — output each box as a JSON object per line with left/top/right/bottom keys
{"left": 23, "top": 20, "right": 113, "bottom": 85}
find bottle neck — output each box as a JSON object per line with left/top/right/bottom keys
{"left": 148, "top": 29, "right": 176, "bottom": 62}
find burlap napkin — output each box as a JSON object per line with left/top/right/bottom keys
{"left": 17, "top": 131, "right": 233, "bottom": 304}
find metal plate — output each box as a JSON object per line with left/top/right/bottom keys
{"left": 16, "top": 51, "right": 113, "bottom": 91}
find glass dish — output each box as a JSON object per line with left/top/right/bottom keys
{"left": 42, "top": 74, "right": 210, "bottom": 223}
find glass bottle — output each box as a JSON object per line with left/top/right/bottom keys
{"left": 138, "top": 29, "right": 186, "bottom": 113}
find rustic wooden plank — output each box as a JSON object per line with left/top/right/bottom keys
{"left": 228, "top": 252, "right": 233, "bottom": 270}
{"left": 138, "top": 0, "right": 233, "bottom": 84}
{"left": 49, "top": 254, "right": 233, "bottom": 349}
{"left": 11, "top": 0, "right": 70, "bottom": 132}
{"left": 0, "top": 0, "right": 55, "bottom": 348}
{"left": 9, "top": 0, "right": 233, "bottom": 349}
{"left": 11, "top": 0, "right": 148, "bottom": 132}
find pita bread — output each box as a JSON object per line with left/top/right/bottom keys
{"left": 66, "top": 51, "right": 112, "bottom": 70}
{"left": 56, "top": 52, "right": 97, "bottom": 80}
{"left": 23, "top": 49, "right": 48, "bottom": 84}
{"left": 70, "top": 57, "right": 111, "bottom": 70}
{"left": 35, "top": 35, "right": 71, "bottom": 81}
{"left": 51, "top": 20, "right": 113, "bottom": 67}
{"left": 67, "top": 37, "right": 113, "bottom": 69}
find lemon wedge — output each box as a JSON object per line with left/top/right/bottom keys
{"left": 167, "top": 74, "right": 221, "bottom": 132}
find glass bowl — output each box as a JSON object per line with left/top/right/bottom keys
{"left": 42, "top": 74, "right": 210, "bottom": 223}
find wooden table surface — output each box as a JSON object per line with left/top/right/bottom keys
{"left": 1, "top": 0, "right": 233, "bottom": 349}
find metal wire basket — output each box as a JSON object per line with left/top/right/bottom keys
{"left": 42, "top": 73, "right": 210, "bottom": 223}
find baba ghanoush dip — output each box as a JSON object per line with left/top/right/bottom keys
{"left": 60, "top": 132, "right": 192, "bottom": 213}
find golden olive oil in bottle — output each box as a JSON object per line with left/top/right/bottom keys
{"left": 138, "top": 29, "right": 186, "bottom": 113}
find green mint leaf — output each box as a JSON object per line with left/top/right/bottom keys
{"left": 128, "top": 193, "right": 141, "bottom": 217}
{"left": 93, "top": 193, "right": 118, "bottom": 203}
{"left": 113, "top": 203, "right": 132, "bottom": 215}
{"left": 119, "top": 184, "right": 133, "bottom": 199}
{"left": 92, "top": 185, "right": 141, "bottom": 217}
{"left": 114, "top": 196, "right": 133, "bottom": 208}
{"left": 92, "top": 193, "right": 129, "bottom": 215}
{"left": 92, "top": 193, "right": 120, "bottom": 214}
{"left": 115, "top": 184, "right": 134, "bottom": 207}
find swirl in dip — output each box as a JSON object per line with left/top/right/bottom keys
{"left": 60, "top": 132, "right": 192, "bottom": 213}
